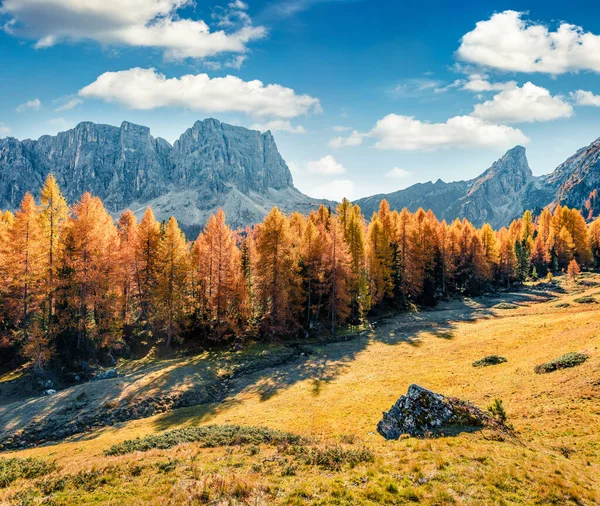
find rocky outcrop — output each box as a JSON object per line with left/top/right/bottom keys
{"left": 542, "top": 137, "right": 600, "bottom": 217}
{"left": 0, "top": 119, "right": 324, "bottom": 233}
{"left": 377, "top": 384, "right": 501, "bottom": 439}
{"left": 356, "top": 140, "right": 600, "bottom": 228}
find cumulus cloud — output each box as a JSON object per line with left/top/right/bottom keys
{"left": 79, "top": 68, "right": 321, "bottom": 118}
{"left": 0, "top": 123, "right": 11, "bottom": 136}
{"left": 16, "top": 98, "right": 41, "bottom": 112}
{"left": 328, "top": 130, "right": 363, "bottom": 148}
{"left": 306, "top": 155, "right": 346, "bottom": 175}
{"left": 385, "top": 168, "right": 412, "bottom": 179}
{"left": 369, "top": 114, "right": 529, "bottom": 151}
{"left": 472, "top": 82, "right": 573, "bottom": 123}
{"left": 0, "top": 0, "right": 265, "bottom": 60}
{"left": 309, "top": 179, "right": 355, "bottom": 202}
{"left": 457, "top": 10, "right": 600, "bottom": 74}
{"left": 333, "top": 125, "right": 351, "bottom": 132}
{"left": 250, "top": 120, "right": 306, "bottom": 134}
{"left": 571, "top": 90, "right": 600, "bottom": 107}
{"left": 462, "top": 77, "right": 517, "bottom": 93}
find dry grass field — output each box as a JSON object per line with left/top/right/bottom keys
{"left": 1, "top": 273, "right": 600, "bottom": 505}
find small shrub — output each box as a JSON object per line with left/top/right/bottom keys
{"left": 487, "top": 399, "right": 507, "bottom": 423}
{"left": 339, "top": 434, "right": 357, "bottom": 444}
{"left": 156, "top": 459, "right": 178, "bottom": 473}
{"left": 0, "top": 458, "right": 56, "bottom": 488}
{"left": 573, "top": 296, "right": 597, "bottom": 304}
{"left": 555, "top": 302, "right": 570, "bottom": 308}
{"left": 105, "top": 425, "right": 304, "bottom": 456}
{"left": 472, "top": 355, "right": 507, "bottom": 368}
{"left": 286, "top": 445, "right": 374, "bottom": 471}
{"left": 38, "top": 477, "right": 66, "bottom": 495}
{"left": 535, "top": 352, "right": 590, "bottom": 374}
{"left": 567, "top": 259, "right": 581, "bottom": 282}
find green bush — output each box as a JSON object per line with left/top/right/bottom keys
{"left": 534, "top": 352, "right": 590, "bottom": 374}
{"left": 472, "top": 355, "right": 507, "bottom": 368}
{"left": 487, "top": 399, "right": 508, "bottom": 423}
{"left": 0, "top": 458, "right": 56, "bottom": 488}
{"left": 284, "top": 445, "right": 374, "bottom": 471}
{"left": 105, "top": 425, "right": 304, "bottom": 456}
{"left": 573, "top": 296, "right": 597, "bottom": 304}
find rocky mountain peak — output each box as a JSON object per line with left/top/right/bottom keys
{"left": 0, "top": 119, "right": 320, "bottom": 234}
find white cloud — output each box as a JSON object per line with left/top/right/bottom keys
{"left": 250, "top": 120, "right": 306, "bottom": 134}
{"left": 16, "top": 98, "right": 41, "bottom": 112}
{"left": 457, "top": 10, "right": 600, "bottom": 75}
{"left": 333, "top": 125, "right": 351, "bottom": 132}
{"left": 55, "top": 97, "right": 82, "bottom": 111}
{"left": 309, "top": 179, "right": 355, "bottom": 202}
{"left": 328, "top": 130, "right": 363, "bottom": 148}
{"left": 0, "top": 123, "right": 11, "bottom": 136}
{"left": 79, "top": 68, "right": 321, "bottom": 119}
{"left": 306, "top": 155, "right": 346, "bottom": 175}
{"left": 571, "top": 90, "right": 600, "bottom": 107}
{"left": 385, "top": 168, "right": 412, "bottom": 179}
{"left": 472, "top": 82, "right": 573, "bottom": 123}
{"left": 369, "top": 114, "right": 529, "bottom": 151}
{"left": 1, "top": 0, "right": 265, "bottom": 60}
{"left": 462, "top": 78, "right": 517, "bottom": 93}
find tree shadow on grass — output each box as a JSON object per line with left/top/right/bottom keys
{"left": 0, "top": 283, "right": 560, "bottom": 450}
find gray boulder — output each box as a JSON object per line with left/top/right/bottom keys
{"left": 93, "top": 369, "right": 119, "bottom": 381}
{"left": 377, "top": 384, "right": 496, "bottom": 439}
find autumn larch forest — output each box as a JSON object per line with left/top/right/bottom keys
{"left": 1, "top": 174, "right": 599, "bottom": 372}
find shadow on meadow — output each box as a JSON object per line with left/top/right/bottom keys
{"left": 0, "top": 282, "right": 562, "bottom": 449}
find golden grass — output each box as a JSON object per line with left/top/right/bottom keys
{"left": 1, "top": 275, "right": 600, "bottom": 504}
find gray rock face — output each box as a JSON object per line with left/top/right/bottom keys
{"left": 0, "top": 119, "right": 322, "bottom": 233}
{"left": 356, "top": 141, "right": 600, "bottom": 228}
{"left": 542, "top": 137, "right": 600, "bottom": 216}
{"left": 377, "top": 384, "right": 494, "bottom": 439}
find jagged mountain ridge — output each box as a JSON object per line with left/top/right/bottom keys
{"left": 355, "top": 140, "right": 600, "bottom": 228}
{"left": 0, "top": 119, "right": 325, "bottom": 235}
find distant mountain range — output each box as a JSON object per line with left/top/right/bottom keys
{"left": 356, "top": 139, "right": 600, "bottom": 228}
{"left": 0, "top": 119, "right": 327, "bottom": 236}
{"left": 1, "top": 119, "right": 599, "bottom": 232}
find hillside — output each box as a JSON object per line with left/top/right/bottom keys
{"left": 0, "top": 119, "right": 326, "bottom": 235}
{"left": 1, "top": 273, "right": 599, "bottom": 505}
{"left": 356, "top": 140, "right": 600, "bottom": 228}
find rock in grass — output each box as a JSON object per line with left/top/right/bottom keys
{"left": 534, "top": 352, "right": 590, "bottom": 374}
{"left": 493, "top": 302, "right": 518, "bottom": 310}
{"left": 377, "top": 384, "right": 504, "bottom": 439}
{"left": 472, "top": 355, "right": 507, "bottom": 367}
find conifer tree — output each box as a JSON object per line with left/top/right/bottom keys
{"left": 157, "top": 217, "right": 190, "bottom": 348}
{"left": 39, "top": 174, "right": 69, "bottom": 326}
{"left": 135, "top": 207, "right": 162, "bottom": 335}
{"left": 254, "top": 207, "right": 299, "bottom": 337}
{"left": 6, "top": 193, "right": 44, "bottom": 338}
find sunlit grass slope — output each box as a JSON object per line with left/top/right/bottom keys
{"left": 1, "top": 275, "right": 600, "bottom": 505}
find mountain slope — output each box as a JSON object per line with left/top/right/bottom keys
{"left": 356, "top": 146, "right": 546, "bottom": 228}
{"left": 0, "top": 119, "right": 324, "bottom": 235}
{"left": 356, "top": 140, "right": 600, "bottom": 228}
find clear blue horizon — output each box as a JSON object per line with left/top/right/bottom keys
{"left": 2, "top": 0, "right": 600, "bottom": 201}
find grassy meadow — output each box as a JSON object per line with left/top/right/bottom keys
{"left": 1, "top": 274, "right": 599, "bottom": 505}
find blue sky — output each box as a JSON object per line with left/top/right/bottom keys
{"left": 2, "top": 0, "right": 600, "bottom": 201}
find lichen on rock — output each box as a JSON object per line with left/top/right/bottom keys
{"left": 377, "top": 384, "right": 501, "bottom": 439}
